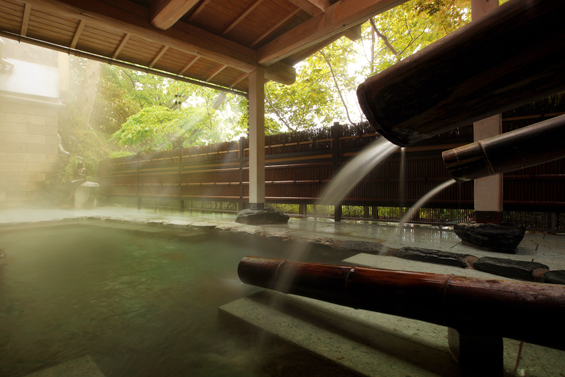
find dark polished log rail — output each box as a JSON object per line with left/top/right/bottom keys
{"left": 238, "top": 256, "right": 565, "bottom": 351}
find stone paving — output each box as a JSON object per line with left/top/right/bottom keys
{"left": 1, "top": 206, "right": 564, "bottom": 272}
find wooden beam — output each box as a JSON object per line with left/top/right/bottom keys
{"left": 222, "top": 0, "right": 263, "bottom": 36}
{"left": 149, "top": 45, "right": 168, "bottom": 67}
{"left": 70, "top": 19, "right": 85, "bottom": 49}
{"left": 112, "top": 33, "right": 130, "bottom": 59}
{"left": 250, "top": 8, "right": 300, "bottom": 47}
{"left": 282, "top": 32, "right": 343, "bottom": 66}
{"left": 188, "top": 0, "right": 211, "bottom": 22}
{"left": 20, "top": 3, "right": 31, "bottom": 36}
{"left": 258, "top": 0, "right": 409, "bottom": 65}
{"left": 178, "top": 55, "right": 198, "bottom": 75}
{"left": 20, "top": 0, "right": 295, "bottom": 85}
{"left": 150, "top": 0, "right": 199, "bottom": 30}
{"left": 308, "top": 0, "right": 331, "bottom": 12}
{"left": 288, "top": 0, "right": 328, "bottom": 17}
{"left": 343, "top": 24, "right": 362, "bottom": 41}
{"left": 283, "top": 26, "right": 367, "bottom": 66}
{"left": 265, "top": 62, "right": 295, "bottom": 85}
{"left": 206, "top": 64, "right": 227, "bottom": 81}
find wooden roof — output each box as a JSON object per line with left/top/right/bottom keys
{"left": 0, "top": 0, "right": 407, "bottom": 94}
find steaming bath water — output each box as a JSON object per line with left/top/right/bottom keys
{"left": 0, "top": 223, "right": 357, "bottom": 377}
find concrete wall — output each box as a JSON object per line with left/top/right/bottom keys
{"left": 0, "top": 96, "right": 60, "bottom": 208}
{"left": 0, "top": 39, "right": 62, "bottom": 208}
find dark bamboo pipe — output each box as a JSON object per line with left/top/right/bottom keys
{"left": 357, "top": 0, "right": 565, "bottom": 147}
{"left": 442, "top": 114, "right": 565, "bottom": 182}
{"left": 238, "top": 256, "right": 565, "bottom": 351}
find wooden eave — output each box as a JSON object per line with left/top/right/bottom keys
{"left": 0, "top": 0, "right": 409, "bottom": 94}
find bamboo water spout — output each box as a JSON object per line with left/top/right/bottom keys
{"left": 442, "top": 114, "right": 565, "bottom": 182}
{"left": 238, "top": 256, "right": 565, "bottom": 351}
{"left": 356, "top": 0, "right": 565, "bottom": 147}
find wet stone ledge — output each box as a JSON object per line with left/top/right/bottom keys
{"left": 394, "top": 247, "right": 475, "bottom": 268}
{"left": 454, "top": 222, "right": 526, "bottom": 254}
{"left": 472, "top": 257, "right": 549, "bottom": 282}
{"left": 235, "top": 208, "right": 290, "bottom": 225}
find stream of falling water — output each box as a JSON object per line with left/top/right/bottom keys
{"left": 261, "top": 138, "right": 399, "bottom": 344}
{"left": 397, "top": 179, "right": 456, "bottom": 229}
{"left": 318, "top": 137, "right": 399, "bottom": 205}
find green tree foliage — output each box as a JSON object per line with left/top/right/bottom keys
{"left": 265, "top": 57, "right": 341, "bottom": 132}
{"left": 264, "top": 0, "right": 471, "bottom": 130}
{"left": 363, "top": 0, "right": 470, "bottom": 75}
{"left": 94, "top": 66, "right": 247, "bottom": 154}
{"left": 111, "top": 105, "right": 227, "bottom": 152}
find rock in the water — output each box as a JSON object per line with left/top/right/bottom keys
{"left": 453, "top": 222, "right": 526, "bottom": 253}
{"left": 544, "top": 270, "right": 565, "bottom": 285}
{"left": 395, "top": 247, "right": 475, "bottom": 268}
{"left": 473, "top": 257, "right": 549, "bottom": 281}
{"left": 235, "top": 208, "right": 289, "bottom": 225}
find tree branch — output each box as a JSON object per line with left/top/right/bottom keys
{"left": 265, "top": 88, "right": 296, "bottom": 132}
{"left": 318, "top": 50, "right": 355, "bottom": 126}
{"left": 370, "top": 18, "right": 400, "bottom": 61}
{"left": 399, "top": 29, "right": 426, "bottom": 56}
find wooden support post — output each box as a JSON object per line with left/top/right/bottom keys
{"left": 448, "top": 328, "right": 503, "bottom": 377}
{"left": 313, "top": 204, "right": 318, "bottom": 221}
{"left": 248, "top": 68, "right": 265, "bottom": 210}
{"left": 238, "top": 136, "right": 245, "bottom": 212}
{"left": 332, "top": 122, "right": 342, "bottom": 222}
{"left": 472, "top": 0, "right": 502, "bottom": 225}
{"left": 551, "top": 212, "right": 558, "bottom": 235}
{"left": 334, "top": 205, "right": 342, "bottom": 222}
{"left": 179, "top": 146, "right": 184, "bottom": 212}
{"left": 299, "top": 204, "right": 307, "bottom": 218}
{"left": 363, "top": 206, "right": 370, "bottom": 218}
{"left": 372, "top": 206, "right": 378, "bottom": 219}
{"left": 136, "top": 153, "right": 141, "bottom": 210}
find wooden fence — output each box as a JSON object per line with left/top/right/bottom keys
{"left": 99, "top": 122, "right": 565, "bottom": 231}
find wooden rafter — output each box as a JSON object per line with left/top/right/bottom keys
{"left": 150, "top": 0, "right": 199, "bottom": 30}
{"left": 288, "top": 0, "right": 329, "bottom": 17}
{"left": 188, "top": 0, "right": 212, "bottom": 22}
{"left": 19, "top": 0, "right": 295, "bottom": 85}
{"left": 258, "top": 0, "right": 409, "bottom": 65}
{"left": 178, "top": 56, "right": 199, "bottom": 75}
{"left": 112, "top": 33, "right": 130, "bottom": 59}
{"left": 149, "top": 45, "right": 168, "bottom": 67}
{"left": 20, "top": 3, "right": 32, "bottom": 36}
{"left": 70, "top": 19, "right": 86, "bottom": 49}
{"left": 251, "top": 8, "right": 300, "bottom": 47}
{"left": 206, "top": 64, "right": 227, "bottom": 81}
{"left": 221, "top": 0, "right": 263, "bottom": 36}
{"left": 230, "top": 72, "right": 249, "bottom": 88}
